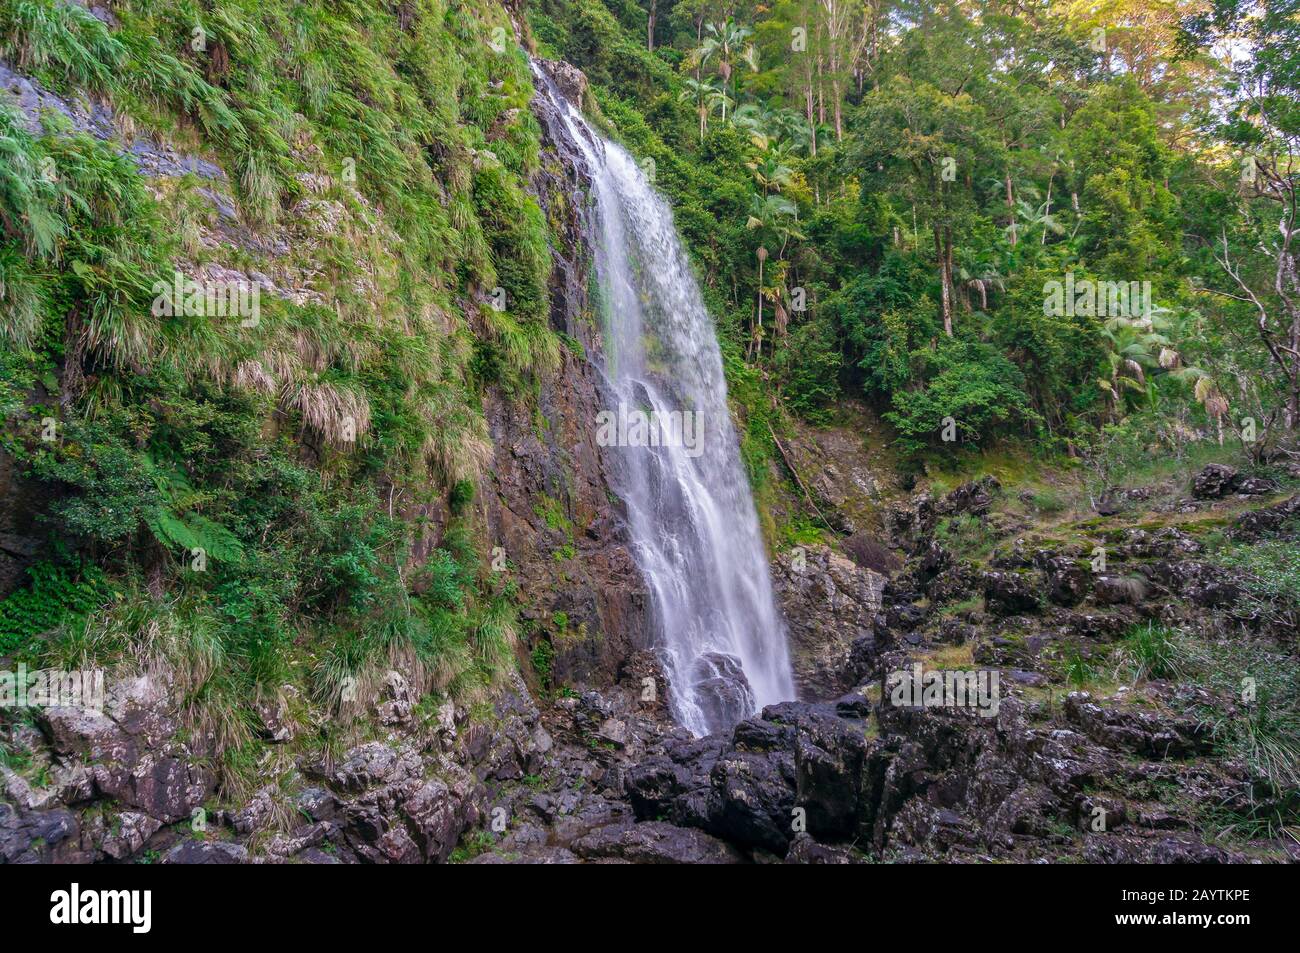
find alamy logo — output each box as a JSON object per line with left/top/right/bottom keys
{"left": 50, "top": 884, "right": 151, "bottom": 934}
{"left": 0, "top": 665, "right": 105, "bottom": 711}
{"left": 1042, "top": 272, "right": 1152, "bottom": 319}
{"left": 887, "top": 663, "right": 1000, "bottom": 717}
{"left": 595, "top": 404, "right": 705, "bottom": 459}
{"left": 151, "top": 271, "right": 260, "bottom": 327}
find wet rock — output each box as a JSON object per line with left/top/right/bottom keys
{"left": 709, "top": 744, "right": 797, "bottom": 854}
{"left": 780, "top": 703, "right": 877, "bottom": 840}
{"left": 571, "top": 821, "right": 745, "bottom": 864}
{"left": 163, "top": 840, "right": 249, "bottom": 864}
{"left": 537, "top": 59, "right": 590, "bottom": 108}
{"left": 689, "top": 653, "right": 755, "bottom": 732}
{"left": 771, "top": 544, "right": 886, "bottom": 698}
{"left": 626, "top": 734, "right": 727, "bottom": 831}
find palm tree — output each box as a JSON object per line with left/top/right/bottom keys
{"left": 1168, "top": 362, "right": 1230, "bottom": 444}
{"left": 1097, "top": 312, "right": 1174, "bottom": 417}
{"left": 679, "top": 78, "right": 724, "bottom": 141}
{"left": 683, "top": 19, "right": 756, "bottom": 124}
{"left": 746, "top": 194, "right": 803, "bottom": 254}
{"left": 770, "top": 109, "right": 814, "bottom": 156}
{"left": 1015, "top": 197, "right": 1065, "bottom": 245}
{"left": 733, "top": 103, "right": 775, "bottom": 138}
{"left": 956, "top": 263, "right": 1004, "bottom": 312}
{"left": 746, "top": 194, "right": 804, "bottom": 360}
{"left": 746, "top": 134, "right": 795, "bottom": 195}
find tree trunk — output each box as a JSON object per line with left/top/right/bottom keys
{"left": 832, "top": 78, "right": 843, "bottom": 141}
{"left": 1005, "top": 169, "right": 1017, "bottom": 246}
{"left": 935, "top": 224, "right": 953, "bottom": 336}
{"left": 1042, "top": 172, "right": 1054, "bottom": 246}
{"left": 817, "top": 56, "right": 825, "bottom": 125}
{"left": 60, "top": 308, "right": 87, "bottom": 409}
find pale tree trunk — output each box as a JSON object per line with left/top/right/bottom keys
{"left": 816, "top": 52, "right": 825, "bottom": 125}
{"left": 935, "top": 224, "right": 953, "bottom": 336}
{"left": 832, "top": 78, "right": 843, "bottom": 141}
{"left": 1005, "top": 168, "right": 1017, "bottom": 246}
{"left": 804, "top": 60, "right": 816, "bottom": 156}
{"left": 1042, "top": 172, "right": 1054, "bottom": 245}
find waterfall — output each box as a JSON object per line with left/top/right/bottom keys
{"left": 531, "top": 63, "right": 795, "bottom": 736}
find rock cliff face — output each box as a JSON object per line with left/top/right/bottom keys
{"left": 770, "top": 545, "right": 885, "bottom": 699}
{"left": 478, "top": 57, "right": 651, "bottom": 690}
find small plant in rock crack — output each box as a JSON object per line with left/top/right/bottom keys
{"left": 1063, "top": 648, "right": 1102, "bottom": 688}
{"left": 935, "top": 513, "right": 996, "bottom": 558}
{"left": 1121, "top": 622, "right": 1184, "bottom": 682}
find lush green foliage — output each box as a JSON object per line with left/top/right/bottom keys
{"left": 0, "top": 556, "right": 108, "bottom": 657}
{"left": 0, "top": 0, "right": 556, "bottom": 781}
{"left": 528, "top": 0, "right": 1297, "bottom": 469}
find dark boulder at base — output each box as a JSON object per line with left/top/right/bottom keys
{"left": 983, "top": 571, "right": 1040, "bottom": 615}
{"left": 1192, "top": 464, "right": 1238, "bottom": 499}
{"left": 571, "top": 821, "right": 745, "bottom": 863}
{"left": 1192, "top": 463, "right": 1279, "bottom": 500}
{"left": 689, "top": 653, "right": 756, "bottom": 731}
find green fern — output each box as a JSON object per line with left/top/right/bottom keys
{"left": 0, "top": 0, "right": 126, "bottom": 91}
{"left": 0, "top": 558, "right": 109, "bottom": 656}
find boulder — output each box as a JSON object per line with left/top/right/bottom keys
{"left": 937, "top": 476, "right": 1000, "bottom": 516}
{"left": 1040, "top": 555, "right": 1089, "bottom": 606}
{"left": 983, "top": 571, "right": 1040, "bottom": 615}
{"left": 1231, "top": 494, "right": 1300, "bottom": 540}
{"left": 163, "top": 840, "right": 249, "bottom": 864}
{"left": 1093, "top": 575, "right": 1147, "bottom": 606}
{"left": 689, "top": 653, "right": 755, "bottom": 732}
{"left": 1063, "top": 693, "right": 1213, "bottom": 759}
{"left": 771, "top": 544, "right": 886, "bottom": 698}
{"left": 1192, "top": 464, "right": 1238, "bottom": 499}
{"left": 571, "top": 821, "right": 745, "bottom": 864}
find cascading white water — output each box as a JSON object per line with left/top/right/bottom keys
{"left": 532, "top": 64, "right": 795, "bottom": 736}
